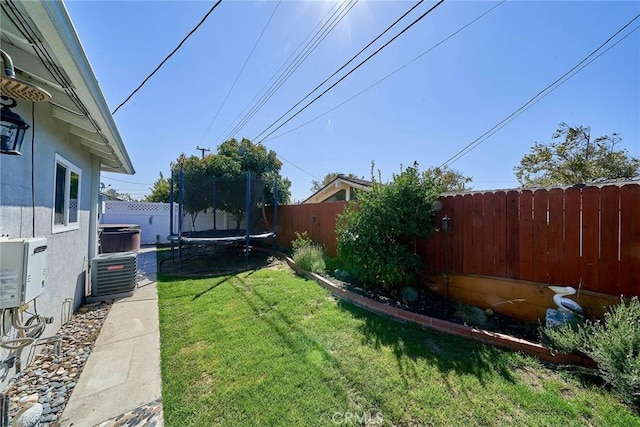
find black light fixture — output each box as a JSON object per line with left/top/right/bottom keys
{"left": 441, "top": 215, "right": 451, "bottom": 232}
{"left": 0, "top": 96, "right": 29, "bottom": 155}
{"left": 1, "top": 49, "right": 51, "bottom": 156}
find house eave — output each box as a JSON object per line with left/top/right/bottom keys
{"left": 303, "top": 176, "right": 371, "bottom": 204}
{"left": 2, "top": 0, "right": 134, "bottom": 175}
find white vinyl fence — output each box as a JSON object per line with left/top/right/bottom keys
{"left": 100, "top": 201, "right": 241, "bottom": 244}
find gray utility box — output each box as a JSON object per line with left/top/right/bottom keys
{"left": 0, "top": 237, "right": 47, "bottom": 309}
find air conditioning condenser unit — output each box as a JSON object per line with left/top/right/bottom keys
{"left": 90, "top": 252, "right": 137, "bottom": 299}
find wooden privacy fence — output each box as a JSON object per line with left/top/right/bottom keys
{"left": 271, "top": 202, "right": 347, "bottom": 256}
{"left": 423, "top": 183, "right": 639, "bottom": 297}
{"left": 271, "top": 183, "right": 639, "bottom": 298}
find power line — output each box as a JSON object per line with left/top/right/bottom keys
{"left": 263, "top": 0, "right": 506, "bottom": 143}
{"left": 278, "top": 154, "right": 320, "bottom": 181}
{"left": 440, "top": 13, "right": 640, "bottom": 167}
{"left": 198, "top": 1, "right": 281, "bottom": 145}
{"left": 255, "top": 0, "right": 446, "bottom": 144}
{"left": 252, "top": 0, "right": 425, "bottom": 142}
{"left": 111, "top": 0, "right": 222, "bottom": 115}
{"left": 101, "top": 175, "right": 154, "bottom": 186}
{"left": 220, "top": 0, "right": 358, "bottom": 142}
{"left": 221, "top": 0, "right": 355, "bottom": 141}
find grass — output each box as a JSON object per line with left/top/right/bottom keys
{"left": 158, "top": 261, "right": 639, "bottom": 426}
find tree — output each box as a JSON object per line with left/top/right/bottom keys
{"left": 336, "top": 162, "right": 441, "bottom": 290}
{"left": 514, "top": 123, "right": 640, "bottom": 187}
{"left": 143, "top": 172, "right": 171, "bottom": 203}
{"left": 100, "top": 183, "right": 136, "bottom": 201}
{"left": 216, "top": 138, "right": 291, "bottom": 205}
{"left": 424, "top": 166, "right": 473, "bottom": 192}
{"left": 310, "top": 172, "right": 363, "bottom": 193}
{"left": 174, "top": 154, "right": 211, "bottom": 229}
{"left": 171, "top": 138, "right": 292, "bottom": 230}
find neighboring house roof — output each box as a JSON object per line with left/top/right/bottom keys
{"left": 303, "top": 174, "right": 372, "bottom": 204}
{"left": 0, "top": 0, "right": 134, "bottom": 174}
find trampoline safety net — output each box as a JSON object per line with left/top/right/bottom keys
{"left": 177, "top": 171, "right": 276, "bottom": 242}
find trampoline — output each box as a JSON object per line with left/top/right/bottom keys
{"left": 179, "top": 229, "right": 275, "bottom": 243}
{"left": 168, "top": 167, "right": 278, "bottom": 269}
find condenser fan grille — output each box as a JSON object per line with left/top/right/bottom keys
{"left": 90, "top": 252, "right": 137, "bottom": 297}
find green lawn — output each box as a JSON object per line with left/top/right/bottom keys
{"left": 158, "top": 261, "right": 639, "bottom": 426}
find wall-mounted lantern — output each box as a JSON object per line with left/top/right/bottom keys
{"left": 441, "top": 215, "right": 451, "bottom": 232}
{"left": 0, "top": 96, "right": 29, "bottom": 155}
{"left": 1, "top": 49, "right": 51, "bottom": 155}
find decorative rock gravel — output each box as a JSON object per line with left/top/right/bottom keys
{"left": 7, "top": 301, "right": 112, "bottom": 426}
{"left": 98, "top": 397, "right": 163, "bottom": 427}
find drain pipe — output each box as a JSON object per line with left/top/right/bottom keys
{"left": 1, "top": 50, "right": 15, "bottom": 78}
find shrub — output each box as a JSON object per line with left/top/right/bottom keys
{"left": 542, "top": 297, "right": 640, "bottom": 407}
{"left": 335, "top": 162, "right": 441, "bottom": 290}
{"left": 292, "top": 232, "right": 326, "bottom": 274}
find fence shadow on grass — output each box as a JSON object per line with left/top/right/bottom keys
{"left": 337, "top": 299, "right": 517, "bottom": 387}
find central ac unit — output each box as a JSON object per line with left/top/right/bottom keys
{"left": 90, "top": 252, "right": 137, "bottom": 299}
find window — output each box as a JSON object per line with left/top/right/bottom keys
{"left": 52, "top": 154, "right": 81, "bottom": 232}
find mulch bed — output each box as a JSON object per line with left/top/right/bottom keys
{"left": 324, "top": 274, "right": 542, "bottom": 343}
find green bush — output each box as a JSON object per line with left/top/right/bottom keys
{"left": 291, "top": 232, "right": 326, "bottom": 274}
{"left": 335, "top": 162, "right": 441, "bottom": 290}
{"left": 542, "top": 297, "right": 640, "bottom": 407}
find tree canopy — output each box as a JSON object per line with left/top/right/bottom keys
{"left": 514, "top": 123, "right": 640, "bottom": 187}
{"left": 100, "top": 183, "right": 137, "bottom": 201}
{"left": 171, "top": 138, "right": 291, "bottom": 227}
{"left": 424, "top": 166, "right": 473, "bottom": 192}
{"left": 143, "top": 172, "right": 171, "bottom": 203}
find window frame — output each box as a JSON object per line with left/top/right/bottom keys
{"left": 52, "top": 154, "right": 82, "bottom": 233}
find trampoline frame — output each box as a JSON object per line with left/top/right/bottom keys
{"left": 168, "top": 167, "right": 278, "bottom": 268}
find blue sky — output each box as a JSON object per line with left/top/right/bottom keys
{"left": 64, "top": 0, "right": 639, "bottom": 202}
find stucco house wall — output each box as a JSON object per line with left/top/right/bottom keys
{"left": 0, "top": 0, "right": 134, "bottom": 390}
{"left": 0, "top": 90, "right": 97, "bottom": 334}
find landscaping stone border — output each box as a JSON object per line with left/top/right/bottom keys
{"left": 282, "top": 255, "right": 596, "bottom": 368}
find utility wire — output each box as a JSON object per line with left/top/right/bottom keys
{"left": 222, "top": 0, "right": 354, "bottom": 141}
{"left": 263, "top": 0, "right": 506, "bottom": 143}
{"left": 440, "top": 13, "right": 640, "bottom": 167}
{"left": 101, "top": 175, "right": 155, "bottom": 186}
{"left": 221, "top": 0, "right": 357, "bottom": 142}
{"left": 255, "top": 0, "right": 446, "bottom": 144}
{"left": 240, "top": 0, "right": 425, "bottom": 181}
{"left": 278, "top": 154, "right": 320, "bottom": 180}
{"left": 198, "top": 1, "right": 281, "bottom": 145}
{"left": 111, "top": 0, "right": 222, "bottom": 115}
{"left": 253, "top": 0, "right": 425, "bottom": 142}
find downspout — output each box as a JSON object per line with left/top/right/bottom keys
{"left": 87, "top": 157, "right": 100, "bottom": 299}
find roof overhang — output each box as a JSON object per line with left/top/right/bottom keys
{"left": 303, "top": 176, "right": 371, "bottom": 204}
{"left": 1, "top": 0, "right": 134, "bottom": 174}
